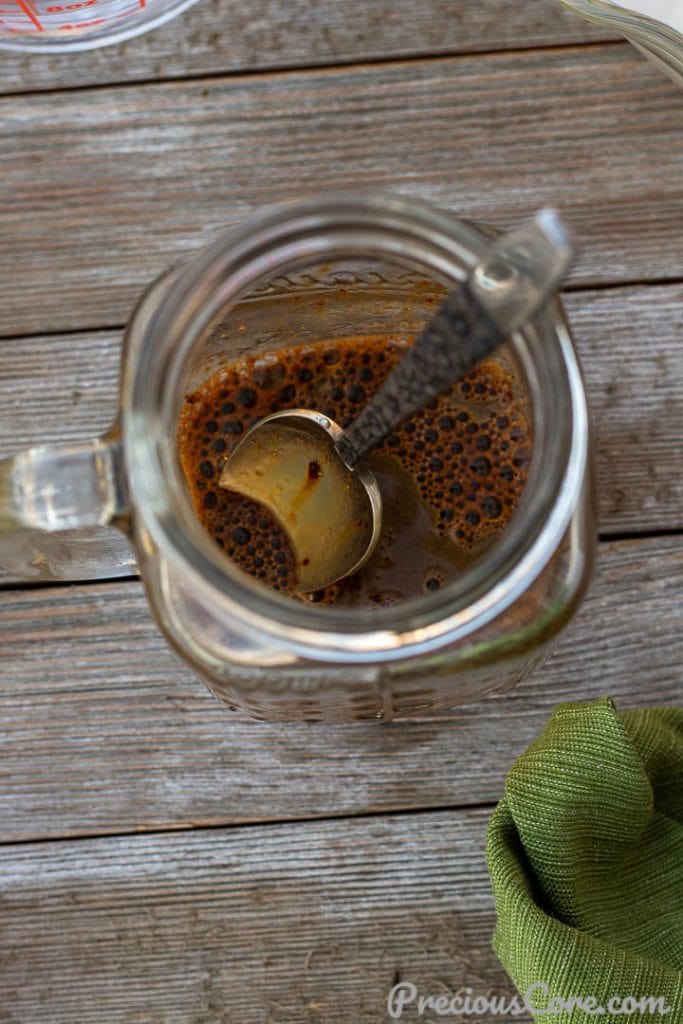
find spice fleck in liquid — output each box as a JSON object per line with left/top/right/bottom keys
{"left": 178, "top": 335, "right": 531, "bottom": 607}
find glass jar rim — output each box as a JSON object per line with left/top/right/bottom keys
{"left": 123, "top": 192, "right": 589, "bottom": 661}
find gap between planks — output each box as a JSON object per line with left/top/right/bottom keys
{"left": 0, "top": 37, "right": 627, "bottom": 102}
{"left": 0, "top": 0, "right": 616, "bottom": 96}
{"left": 0, "top": 535, "right": 680, "bottom": 843}
{"left": 2, "top": 534, "right": 680, "bottom": 594}
{"left": 0, "top": 800, "right": 499, "bottom": 849}
{"left": 0, "top": 808, "right": 520, "bottom": 1024}
{"left": 2, "top": 44, "right": 682, "bottom": 336}
{"left": 2, "top": 282, "right": 682, "bottom": 534}
{"left": 1, "top": 275, "right": 682, "bottom": 346}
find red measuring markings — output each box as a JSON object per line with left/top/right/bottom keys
{"left": 58, "top": 17, "right": 104, "bottom": 26}
{"left": 14, "top": 0, "right": 43, "bottom": 29}
{"left": 0, "top": 0, "right": 146, "bottom": 30}
{"left": 46, "top": 1, "right": 98, "bottom": 10}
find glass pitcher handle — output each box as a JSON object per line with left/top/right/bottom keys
{"left": 0, "top": 431, "right": 136, "bottom": 583}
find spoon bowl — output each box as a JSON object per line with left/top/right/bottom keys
{"left": 218, "top": 410, "right": 382, "bottom": 592}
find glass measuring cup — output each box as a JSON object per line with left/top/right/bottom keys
{"left": 0, "top": 194, "right": 595, "bottom": 722}
{"left": 0, "top": 0, "right": 200, "bottom": 52}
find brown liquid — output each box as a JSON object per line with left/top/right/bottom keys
{"left": 177, "top": 334, "right": 531, "bottom": 607}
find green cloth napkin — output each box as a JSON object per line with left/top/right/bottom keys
{"left": 486, "top": 698, "right": 683, "bottom": 1022}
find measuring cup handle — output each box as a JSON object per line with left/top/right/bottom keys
{"left": 0, "top": 431, "right": 135, "bottom": 583}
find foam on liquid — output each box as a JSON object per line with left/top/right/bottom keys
{"left": 177, "top": 334, "right": 531, "bottom": 607}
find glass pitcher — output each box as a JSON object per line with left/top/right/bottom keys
{"left": 0, "top": 194, "right": 595, "bottom": 722}
{"left": 558, "top": 0, "right": 683, "bottom": 85}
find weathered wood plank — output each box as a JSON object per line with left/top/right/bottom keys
{"left": 1, "top": 45, "right": 681, "bottom": 338}
{"left": 0, "top": 535, "right": 679, "bottom": 842}
{"left": 0, "top": 0, "right": 612, "bottom": 95}
{"left": 568, "top": 285, "right": 683, "bottom": 533}
{"left": 0, "top": 328, "right": 119, "bottom": 455}
{"left": 1, "top": 809, "right": 526, "bottom": 1024}
{"left": 2, "top": 285, "right": 681, "bottom": 533}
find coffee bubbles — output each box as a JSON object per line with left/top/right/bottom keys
{"left": 178, "top": 334, "right": 531, "bottom": 607}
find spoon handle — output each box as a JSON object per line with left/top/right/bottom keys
{"left": 336, "top": 283, "right": 503, "bottom": 469}
{"left": 335, "top": 208, "right": 573, "bottom": 471}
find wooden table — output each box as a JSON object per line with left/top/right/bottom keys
{"left": 1, "top": 2, "right": 682, "bottom": 1020}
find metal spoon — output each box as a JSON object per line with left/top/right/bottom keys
{"left": 219, "top": 209, "right": 573, "bottom": 593}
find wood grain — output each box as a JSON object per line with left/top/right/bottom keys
{"left": 568, "top": 284, "right": 683, "bottom": 533}
{"left": 0, "top": 6, "right": 679, "bottom": 1007}
{"left": 0, "top": 0, "right": 612, "bottom": 95}
{"left": 0, "top": 809, "right": 525, "bottom": 1024}
{"left": 2, "top": 285, "right": 681, "bottom": 533}
{"left": 1, "top": 45, "right": 682, "bottom": 339}
{"left": 0, "top": 535, "right": 680, "bottom": 842}
{"left": 0, "top": 328, "right": 120, "bottom": 454}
